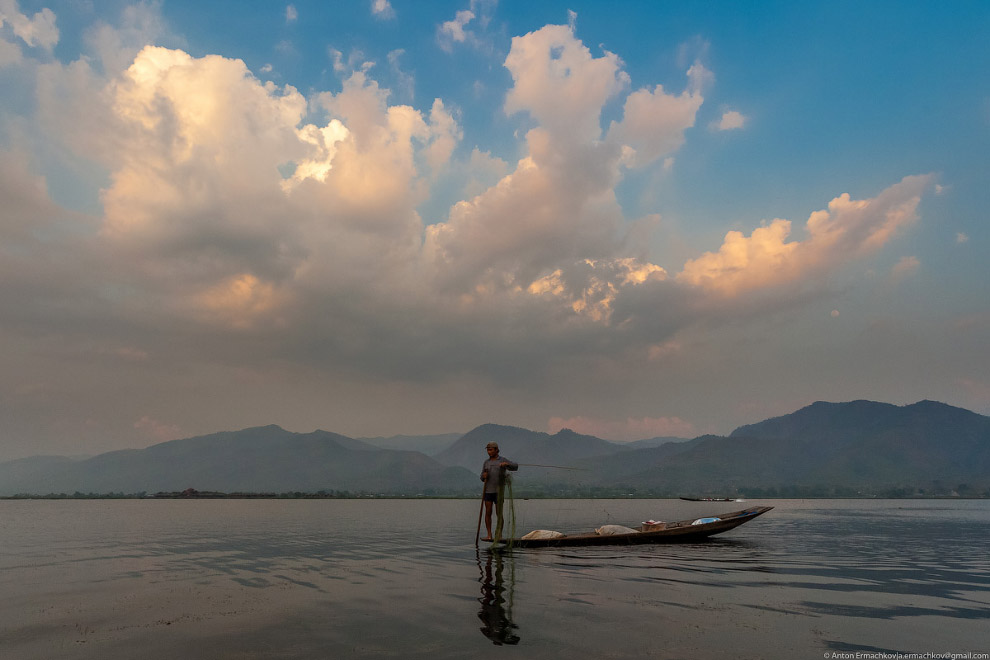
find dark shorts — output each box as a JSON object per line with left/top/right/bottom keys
{"left": 483, "top": 492, "right": 497, "bottom": 502}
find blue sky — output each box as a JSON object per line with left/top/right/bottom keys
{"left": 0, "top": 0, "right": 988, "bottom": 459}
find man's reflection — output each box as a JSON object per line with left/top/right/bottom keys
{"left": 477, "top": 549, "right": 520, "bottom": 645}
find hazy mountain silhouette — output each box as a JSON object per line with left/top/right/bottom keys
{"left": 621, "top": 436, "right": 688, "bottom": 450}
{"left": 2, "top": 400, "right": 988, "bottom": 497}
{"left": 604, "top": 400, "right": 990, "bottom": 496}
{"left": 433, "top": 424, "right": 622, "bottom": 479}
{"left": 356, "top": 433, "right": 463, "bottom": 455}
{"left": 0, "top": 425, "right": 475, "bottom": 496}
{"left": 436, "top": 401, "right": 990, "bottom": 496}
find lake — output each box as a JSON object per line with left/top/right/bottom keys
{"left": 1, "top": 498, "right": 988, "bottom": 659}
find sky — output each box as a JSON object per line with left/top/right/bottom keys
{"left": 1, "top": 0, "right": 988, "bottom": 460}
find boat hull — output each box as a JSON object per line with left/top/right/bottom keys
{"left": 499, "top": 505, "right": 773, "bottom": 548}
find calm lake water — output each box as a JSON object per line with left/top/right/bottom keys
{"left": 1, "top": 498, "right": 988, "bottom": 659}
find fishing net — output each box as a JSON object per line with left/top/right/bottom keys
{"left": 491, "top": 471, "right": 516, "bottom": 550}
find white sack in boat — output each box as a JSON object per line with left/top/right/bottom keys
{"left": 521, "top": 529, "right": 564, "bottom": 540}
{"left": 594, "top": 525, "right": 639, "bottom": 536}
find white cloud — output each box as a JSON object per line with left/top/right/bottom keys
{"left": 438, "top": 9, "right": 475, "bottom": 51}
{"left": 3, "top": 13, "right": 939, "bottom": 411}
{"left": 82, "top": 2, "right": 170, "bottom": 76}
{"left": 436, "top": 1, "right": 497, "bottom": 53}
{"left": 505, "top": 23, "right": 628, "bottom": 141}
{"left": 286, "top": 5, "right": 298, "bottom": 23}
{"left": 462, "top": 147, "right": 508, "bottom": 197}
{"left": 425, "top": 24, "right": 646, "bottom": 303}
{"left": 713, "top": 109, "right": 746, "bottom": 131}
{"left": 0, "top": 34, "right": 21, "bottom": 66}
{"left": 607, "top": 76, "right": 704, "bottom": 168}
{"left": 890, "top": 255, "right": 920, "bottom": 283}
{"left": 371, "top": 0, "right": 396, "bottom": 20}
{"left": 387, "top": 48, "right": 414, "bottom": 101}
{"left": 425, "top": 98, "right": 462, "bottom": 172}
{"left": 956, "top": 232, "right": 969, "bottom": 244}
{"left": 678, "top": 174, "right": 935, "bottom": 296}
{"left": 328, "top": 47, "right": 373, "bottom": 76}
{"left": 0, "top": 0, "right": 58, "bottom": 50}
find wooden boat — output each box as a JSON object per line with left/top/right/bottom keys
{"left": 498, "top": 506, "right": 773, "bottom": 548}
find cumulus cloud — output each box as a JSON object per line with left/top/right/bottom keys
{"left": 0, "top": 34, "right": 20, "bottom": 66}
{"left": 425, "top": 23, "right": 643, "bottom": 298}
{"left": 712, "top": 109, "right": 746, "bottom": 130}
{"left": 438, "top": 9, "right": 476, "bottom": 51}
{"left": 437, "top": 0, "right": 497, "bottom": 52}
{"left": 425, "top": 98, "right": 461, "bottom": 172}
{"left": 505, "top": 24, "right": 628, "bottom": 141}
{"left": 286, "top": 5, "right": 298, "bottom": 23}
{"left": 0, "top": 0, "right": 58, "bottom": 50}
{"left": 82, "top": 2, "right": 172, "bottom": 76}
{"left": 371, "top": 0, "right": 396, "bottom": 20}
{"left": 328, "top": 47, "right": 374, "bottom": 77}
{"left": 463, "top": 147, "right": 509, "bottom": 197}
{"left": 678, "top": 174, "right": 935, "bottom": 296}
{"left": 0, "top": 148, "right": 100, "bottom": 322}
{"left": 2, "top": 11, "right": 937, "bottom": 404}
{"left": 607, "top": 68, "right": 706, "bottom": 167}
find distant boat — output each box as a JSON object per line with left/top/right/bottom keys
{"left": 498, "top": 506, "right": 773, "bottom": 548}
{"left": 680, "top": 496, "right": 742, "bottom": 502}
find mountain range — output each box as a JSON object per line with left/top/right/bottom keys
{"left": 1, "top": 400, "right": 988, "bottom": 497}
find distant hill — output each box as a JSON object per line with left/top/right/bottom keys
{"left": 712, "top": 400, "right": 990, "bottom": 495}
{"left": 620, "top": 436, "right": 689, "bottom": 450}
{"left": 433, "top": 424, "right": 623, "bottom": 479}
{"left": 2, "top": 401, "right": 988, "bottom": 497}
{"left": 356, "top": 433, "right": 463, "bottom": 456}
{"left": 614, "top": 400, "right": 990, "bottom": 496}
{"left": 0, "top": 425, "right": 476, "bottom": 496}
{"left": 435, "top": 402, "right": 990, "bottom": 497}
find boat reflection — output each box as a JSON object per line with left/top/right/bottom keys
{"left": 476, "top": 549, "right": 520, "bottom": 646}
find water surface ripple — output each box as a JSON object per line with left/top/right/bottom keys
{"left": 1, "top": 498, "right": 988, "bottom": 659}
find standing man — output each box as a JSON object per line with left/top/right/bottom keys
{"left": 480, "top": 441, "right": 518, "bottom": 542}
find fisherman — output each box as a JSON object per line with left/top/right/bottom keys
{"left": 480, "top": 441, "right": 518, "bottom": 542}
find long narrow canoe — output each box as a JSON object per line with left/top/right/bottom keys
{"left": 499, "top": 505, "right": 773, "bottom": 548}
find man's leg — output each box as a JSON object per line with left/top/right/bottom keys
{"left": 494, "top": 496, "right": 504, "bottom": 539}
{"left": 483, "top": 499, "right": 494, "bottom": 540}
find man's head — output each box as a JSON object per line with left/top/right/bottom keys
{"left": 486, "top": 442, "right": 499, "bottom": 456}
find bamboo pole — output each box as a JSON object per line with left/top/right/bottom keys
{"left": 475, "top": 479, "right": 487, "bottom": 546}
{"left": 515, "top": 463, "right": 589, "bottom": 470}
